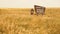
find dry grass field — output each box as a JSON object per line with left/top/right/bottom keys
{"left": 0, "top": 8, "right": 60, "bottom": 34}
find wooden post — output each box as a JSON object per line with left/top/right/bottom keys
{"left": 30, "top": 9, "right": 34, "bottom": 15}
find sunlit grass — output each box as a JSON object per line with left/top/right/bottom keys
{"left": 0, "top": 8, "right": 60, "bottom": 34}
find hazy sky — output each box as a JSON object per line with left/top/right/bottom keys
{"left": 0, "top": 0, "right": 60, "bottom": 8}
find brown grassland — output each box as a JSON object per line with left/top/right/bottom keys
{"left": 0, "top": 8, "right": 60, "bottom": 34}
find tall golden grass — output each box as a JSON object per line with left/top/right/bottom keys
{"left": 0, "top": 8, "right": 60, "bottom": 34}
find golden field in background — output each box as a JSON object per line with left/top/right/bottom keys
{"left": 0, "top": 8, "right": 60, "bottom": 34}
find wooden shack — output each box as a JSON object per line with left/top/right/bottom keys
{"left": 34, "top": 5, "right": 45, "bottom": 15}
